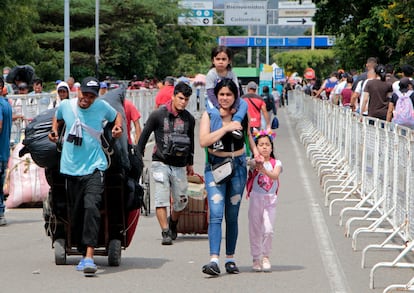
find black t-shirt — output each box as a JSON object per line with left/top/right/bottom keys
{"left": 208, "top": 116, "right": 249, "bottom": 152}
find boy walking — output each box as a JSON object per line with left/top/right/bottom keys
{"left": 137, "top": 82, "right": 195, "bottom": 245}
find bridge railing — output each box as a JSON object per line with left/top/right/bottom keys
{"left": 288, "top": 89, "right": 414, "bottom": 291}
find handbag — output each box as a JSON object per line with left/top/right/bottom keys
{"left": 271, "top": 116, "right": 279, "bottom": 129}
{"left": 212, "top": 157, "right": 234, "bottom": 184}
{"left": 211, "top": 142, "right": 235, "bottom": 184}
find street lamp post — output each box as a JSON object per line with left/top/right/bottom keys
{"left": 95, "top": 0, "right": 100, "bottom": 79}
{"left": 64, "top": 0, "right": 70, "bottom": 81}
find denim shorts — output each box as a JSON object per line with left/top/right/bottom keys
{"left": 151, "top": 161, "right": 188, "bottom": 211}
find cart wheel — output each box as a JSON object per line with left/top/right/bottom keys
{"left": 143, "top": 168, "right": 151, "bottom": 216}
{"left": 108, "top": 239, "right": 121, "bottom": 266}
{"left": 54, "top": 238, "right": 66, "bottom": 265}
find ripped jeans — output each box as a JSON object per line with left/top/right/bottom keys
{"left": 205, "top": 154, "right": 247, "bottom": 256}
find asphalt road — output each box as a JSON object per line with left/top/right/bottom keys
{"left": 1, "top": 107, "right": 413, "bottom": 293}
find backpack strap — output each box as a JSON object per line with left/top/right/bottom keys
{"left": 246, "top": 97, "right": 261, "bottom": 112}
{"left": 68, "top": 98, "right": 114, "bottom": 164}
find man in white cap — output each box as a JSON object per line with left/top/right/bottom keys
{"left": 48, "top": 76, "right": 123, "bottom": 275}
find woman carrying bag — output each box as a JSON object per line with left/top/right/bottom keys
{"left": 199, "top": 78, "right": 260, "bottom": 276}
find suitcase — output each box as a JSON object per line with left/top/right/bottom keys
{"left": 176, "top": 174, "right": 208, "bottom": 234}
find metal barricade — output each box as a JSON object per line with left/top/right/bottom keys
{"left": 289, "top": 89, "right": 414, "bottom": 291}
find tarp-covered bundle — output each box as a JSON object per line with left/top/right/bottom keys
{"left": 19, "top": 108, "right": 61, "bottom": 169}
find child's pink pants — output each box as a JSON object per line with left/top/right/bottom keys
{"left": 248, "top": 191, "right": 278, "bottom": 260}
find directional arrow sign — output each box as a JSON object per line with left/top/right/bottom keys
{"left": 278, "top": 17, "right": 315, "bottom": 25}
{"left": 287, "top": 18, "right": 307, "bottom": 24}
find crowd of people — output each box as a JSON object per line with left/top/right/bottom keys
{"left": 0, "top": 45, "right": 284, "bottom": 278}
{"left": 293, "top": 58, "right": 414, "bottom": 129}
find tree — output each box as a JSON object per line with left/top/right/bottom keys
{"left": 312, "top": 0, "right": 414, "bottom": 71}
{"left": 0, "top": 0, "right": 39, "bottom": 68}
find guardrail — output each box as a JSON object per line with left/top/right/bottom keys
{"left": 7, "top": 87, "right": 206, "bottom": 145}
{"left": 288, "top": 89, "right": 414, "bottom": 292}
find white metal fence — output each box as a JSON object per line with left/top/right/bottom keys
{"left": 7, "top": 86, "right": 206, "bottom": 145}
{"left": 288, "top": 89, "right": 414, "bottom": 292}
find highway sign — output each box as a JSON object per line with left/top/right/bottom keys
{"left": 278, "top": 1, "right": 316, "bottom": 9}
{"left": 224, "top": 1, "right": 267, "bottom": 25}
{"left": 278, "top": 17, "right": 315, "bottom": 26}
{"left": 178, "top": 1, "right": 213, "bottom": 26}
{"left": 278, "top": 8, "right": 316, "bottom": 18}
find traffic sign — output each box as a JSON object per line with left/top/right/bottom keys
{"left": 278, "top": 8, "right": 315, "bottom": 18}
{"left": 278, "top": 0, "right": 316, "bottom": 9}
{"left": 178, "top": 1, "right": 213, "bottom": 26}
{"left": 278, "top": 18, "right": 315, "bottom": 25}
{"left": 224, "top": 1, "right": 267, "bottom": 25}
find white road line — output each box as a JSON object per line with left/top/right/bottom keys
{"left": 284, "top": 110, "right": 351, "bottom": 293}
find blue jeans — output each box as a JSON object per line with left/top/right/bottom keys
{"left": 204, "top": 154, "right": 247, "bottom": 256}
{"left": 0, "top": 161, "right": 7, "bottom": 216}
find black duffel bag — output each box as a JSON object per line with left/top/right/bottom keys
{"left": 19, "top": 108, "right": 61, "bottom": 169}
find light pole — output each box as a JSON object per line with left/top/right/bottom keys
{"left": 95, "top": 0, "right": 100, "bottom": 79}
{"left": 64, "top": 0, "right": 70, "bottom": 81}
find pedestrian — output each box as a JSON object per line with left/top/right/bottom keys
{"left": 261, "top": 85, "right": 276, "bottom": 118}
{"left": 361, "top": 64, "right": 393, "bottom": 120}
{"left": 340, "top": 75, "right": 354, "bottom": 108}
{"left": 99, "top": 82, "right": 108, "bottom": 96}
{"left": 199, "top": 78, "right": 259, "bottom": 276}
{"left": 386, "top": 77, "right": 414, "bottom": 128}
{"left": 124, "top": 99, "right": 142, "bottom": 145}
{"left": 48, "top": 76, "right": 123, "bottom": 275}
{"left": 205, "top": 46, "right": 248, "bottom": 139}
{"left": 246, "top": 129, "right": 282, "bottom": 272}
{"left": 0, "top": 77, "right": 12, "bottom": 226}
{"left": 154, "top": 76, "right": 175, "bottom": 109}
{"left": 49, "top": 81, "right": 70, "bottom": 109}
{"left": 242, "top": 81, "right": 270, "bottom": 131}
{"left": 137, "top": 82, "right": 195, "bottom": 245}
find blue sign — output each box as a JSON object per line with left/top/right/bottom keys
{"left": 274, "top": 68, "right": 284, "bottom": 80}
{"left": 218, "top": 36, "right": 335, "bottom": 48}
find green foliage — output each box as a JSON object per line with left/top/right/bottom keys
{"left": 313, "top": 0, "right": 414, "bottom": 71}
{"left": 274, "top": 49, "right": 337, "bottom": 79}
{"left": 0, "top": 0, "right": 243, "bottom": 83}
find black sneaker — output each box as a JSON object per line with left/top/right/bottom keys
{"left": 202, "top": 262, "right": 221, "bottom": 276}
{"left": 161, "top": 230, "right": 172, "bottom": 245}
{"left": 168, "top": 217, "right": 178, "bottom": 240}
{"left": 225, "top": 261, "right": 240, "bottom": 274}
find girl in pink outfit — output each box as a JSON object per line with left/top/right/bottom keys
{"left": 246, "top": 129, "right": 282, "bottom": 272}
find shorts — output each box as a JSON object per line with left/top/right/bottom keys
{"left": 151, "top": 161, "right": 188, "bottom": 211}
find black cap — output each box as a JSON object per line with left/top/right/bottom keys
{"left": 80, "top": 77, "right": 100, "bottom": 96}
{"left": 399, "top": 77, "right": 411, "bottom": 93}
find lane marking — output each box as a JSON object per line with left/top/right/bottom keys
{"left": 284, "top": 108, "right": 351, "bottom": 293}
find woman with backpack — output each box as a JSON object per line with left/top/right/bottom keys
{"left": 386, "top": 77, "right": 414, "bottom": 128}
{"left": 261, "top": 85, "right": 277, "bottom": 117}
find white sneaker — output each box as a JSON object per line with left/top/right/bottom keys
{"left": 0, "top": 216, "right": 7, "bottom": 226}
{"left": 262, "top": 257, "right": 271, "bottom": 272}
{"left": 252, "top": 259, "right": 262, "bottom": 272}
